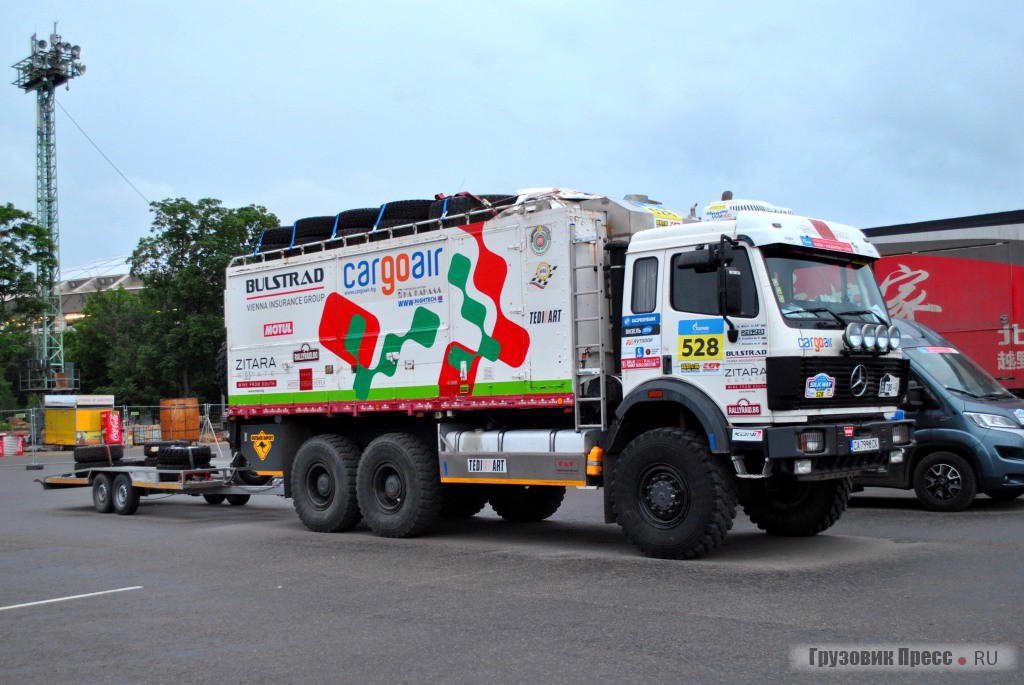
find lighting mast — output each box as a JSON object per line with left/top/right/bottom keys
{"left": 11, "top": 24, "right": 86, "bottom": 391}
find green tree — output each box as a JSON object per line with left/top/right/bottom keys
{"left": 129, "top": 198, "right": 276, "bottom": 401}
{"left": 0, "top": 203, "right": 56, "bottom": 408}
{"left": 64, "top": 287, "right": 157, "bottom": 405}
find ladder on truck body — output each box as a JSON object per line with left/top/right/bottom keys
{"left": 569, "top": 233, "right": 609, "bottom": 432}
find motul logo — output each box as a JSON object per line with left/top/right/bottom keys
{"left": 264, "top": 321, "right": 293, "bottom": 337}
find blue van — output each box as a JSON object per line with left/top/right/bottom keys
{"left": 854, "top": 319, "right": 1024, "bottom": 510}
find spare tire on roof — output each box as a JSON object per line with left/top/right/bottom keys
{"left": 335, "top": 208, "right": 381, "bottom": 231}
{"left": 260, "top": 226, "right": 294, "bottom": 244}
{"left": 294, "top": 216, "right": 336, "bottom": 238}
{"left": 378, "top": 199, "right": 433, "bottom": 223}
{"left": 429, "top": 194, "right": 516, "bottom": 227}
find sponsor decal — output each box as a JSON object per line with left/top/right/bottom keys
{"left": 725, "top": 365, "right": 767, "bottom": 389}
{"left": 245, "top": 268, "right": 325, "bottom": 296}
{"left": 623, "top": 314, "right": 662, "bottom": 336}
{"left": 844, "top": 426, "right": 855, "bottom": 437}
{"left": 236, "top": 357, "right": 277, "bottom": 370}
{"left": 678, "top": 318, "right": 725, "bottom": 361}
{"left": 529, "top": 309, "right": 562, "bottom": 324}
{"left": 737, "top": 324, "right": 767, "bottom": 346}
{"left": 731, "top": 428, "right": 764, "bottom": 442}
{"left": 800, "top": 235, "right": 854, "bottom": 253}
{"left": 805, "top": 373, "right": 836, "bottom": 399}
{"left": 529, "top": 225, "right": 552, "bottom": 255}
{"left": 468, "top": 458, "right": 507, "bottom": 473}
{"left": 555, "top": 458, "right": 579, "bottom": 474}
{"left": 623, "top": 314, "right": 660, "bottom": 326}
{"left": 624, "top": 323, "right": 660, "bottom": 336}
{"left": 622, "top": 357, "right": 661, "bottom": 369}
{"left": 237, "top": 380, "right": 277, "bottom": 388}
{"left": 701, "top": 361, "right": 722, "bottom": 374}
{"left": 264, "top": 321, "right": 293, "bottom": 337}
{"left": 342, "top": 246, "right": 444, "bottom": 296}
{"left": 798, "top": 336, "right": 834, "bottom": 353}
{"left": 246, "top": 291, "right": 326, "bottom": 311}
{"left": 879, "top": 374, "right": 901, "bottom": 398}
{"left": 727, "top": 399, "right": 762, "bottom": 416}
{"left": 293, "top": 344, "right": 320, "bottom": 363}
{"left": 1016, "top": 409, "right": 1024, "bottom": 425}
{"left": 726, "top": 348, "right": 767, "bottom": 359}
{"left": 529, "top": 261, "right": 557, "bottom": 289}
{"left": 919, "top": 347, "right": 958, "bottom": 354}
{"left": 250, "top": 430, "right": 275, "bottom": 461}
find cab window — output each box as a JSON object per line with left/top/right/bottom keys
{"left": 671, "top": 248, "right": 758, "bottom": 316}
{"left": 631, "top": 257, "right": 658, "bottom": 314}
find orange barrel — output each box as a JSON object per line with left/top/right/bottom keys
{"left": 159, "top": 398, "right": 200, "bottom": 441}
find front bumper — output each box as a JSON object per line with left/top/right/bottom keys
{"left": 733, "top": 419, "right": 915, "bottom": 481}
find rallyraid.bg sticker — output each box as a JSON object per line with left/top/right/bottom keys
{"left": 805, "top": 373, "right": 836, "bottom": 399}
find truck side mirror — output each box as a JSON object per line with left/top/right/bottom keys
{"left": 904, "top": 380, "right": 924, "bottom": 409}
{"left": 721, "top": 265, "right": 743, "bottom": 316}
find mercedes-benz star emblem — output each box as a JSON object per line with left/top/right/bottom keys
{"left": 850, "top": 365, "right": 868, "bottom": 397}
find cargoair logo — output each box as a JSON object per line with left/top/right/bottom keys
{"left": 246, "top": 268, "right": 324, "bottom": 294}
{"left": 342, "top": 247, "right": 444, "bottom": 296}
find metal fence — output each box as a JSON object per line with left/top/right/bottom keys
{"left": 0, "top": 403, "right": 228, "bottom": 452}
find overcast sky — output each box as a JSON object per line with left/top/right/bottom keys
{"left": 2, "top": 1, "right": 1022, "bottom": 272}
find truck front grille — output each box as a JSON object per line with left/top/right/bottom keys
{"left": 766, "top": 356, "right": 909, "bottom": 411}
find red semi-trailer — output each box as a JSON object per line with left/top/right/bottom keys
{"left": 864, "top": 209, "right": 1024, "bottom": 396}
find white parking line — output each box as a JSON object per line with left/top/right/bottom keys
{"left": 0, "top": 586, "right": 143, "bottom": 612}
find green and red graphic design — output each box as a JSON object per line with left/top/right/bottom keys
{"left": 318, "top": 222, "right": 530, "bottom": 400}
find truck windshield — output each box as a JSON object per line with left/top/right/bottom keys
{"left": 762, "top": 247, "right": 890, "bottom": 329}
{"left": 904, "top": 347, "right": 1012, "bottom": 399}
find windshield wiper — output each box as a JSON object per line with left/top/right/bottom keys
{"left": 944, "top": 385, "right": 983, "bottom": 399}
{"left": 837, "top": 309, "right": 888, "bottom": 325}
{"left": 792, "top": 307, "right": 844, "bottom": 326}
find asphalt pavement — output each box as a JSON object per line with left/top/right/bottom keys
{"left": 0, "top": 449, "right": 1021, "bottom": 684}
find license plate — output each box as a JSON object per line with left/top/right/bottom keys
{"left": 467, "top": 458, "right": 507, "bottom": 473}
{"left": 850, "top": 438, "right": 879, "bottom": 453}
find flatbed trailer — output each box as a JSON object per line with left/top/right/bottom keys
{"left": 40, "top": 461, "right": 283, "bottom": 515}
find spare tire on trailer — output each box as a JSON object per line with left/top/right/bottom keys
{"left": 74, "top": 444, "right": 124, "bottom": 464}
{"left": 156, "top": 445, "right": 212, "bottom": 470}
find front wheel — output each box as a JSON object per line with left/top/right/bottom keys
{"left": 611, "top": 428, "right": 736, "bottom": 559}
{"left": 738, "top": 476, "right": 851, "bottom": 536}
{"left": 912, "top": 452, "right": 977, "bottom": 512}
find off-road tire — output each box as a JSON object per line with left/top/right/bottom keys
{"left": 203, "top": 494, "right": 226, "bottom": 505}
{"left": 738, "top": 476, "right": 851, "bottom": 536}
{"left": 487, "top": 485, "right": 565, "bottom": 522}
{"left": 226, "top": 494, "right": 250, "bottom": 506}
{"left": 378, "top": 199, "right": 433, "bottom": 222}
{"left": 291, "top": 435, "right": 362, "bottom": 532}
{"left": 92, "top": 473, "right": 115, "bottom": 513}
{"left": 260, "top": 226, "right": 294, "bottom": 244}
{"left": 294, "top": 216, "right": 336, "bottom": 238}
{"left": 156, "top": 445, "right": 212, "bottom": 470}
{"left": 143, "top": 440, "right": 189, "bottom": 459}
{"left": 356, "top": 433, "right": 441, "bottom": 538}
{"left": 112, "top": 473, "right": 140, "bottom": 515}
{"left": 912, "top": 451, "right": 977, "bottom": 512}
{"left": 439, "top": 484, "right": 488, "bottom": 519}
{"left": 74, "top": 444, "right": 124, "bottom": 464}
{"left": 611, "top": 428, "right": 736, "bottom": 559}
{"left": 334, "top": 208, "right": 380, "bottom": 231}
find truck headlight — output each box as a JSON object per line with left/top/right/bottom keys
{"left": 887, "top": 325, "right": 901, "bottom": 350}
{"left": 844, "top": 323, "right": 863, "bottom": 350}
{"left": 965, "top": 412, "right": 1019, "bottom": 430}
{"left": 875, "top": 325, "right": 890, "bottom": 351}
{"left": 799, "top": 430, "right": 825, "bottom": 453}
{"left": 891, "top": 423, "right": 911, "bottom": 445}
{"left": 861, "top": 324, "right": 877, "bottom": 350}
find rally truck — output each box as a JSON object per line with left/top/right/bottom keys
{"left": 221, "top": 189, "right": 914, "bottom": 559}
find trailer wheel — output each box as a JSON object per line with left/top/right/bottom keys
{"left": 112, "top": 474, "right": 140, "bottom": 515}
{"left": 439, "top": 484, "right": 488, "bottom": 519}
{"left": 92, "top": 473, "right": 115, "bottom": 513}
{"left": 356, "top": 433, "right": 441, "bottom": 538}
{"left": 226, "top": 494, "right": 250, "bottom": 506}
{"left": 291, "top": 435, "right": 362, "bottom": 532}
{"left": 203, "top": 494, "right": 225, "bottom": 505}
{"left": 912, "top": 452, "right": 977, "bottom": 512}
{"left": 487, "top": 485, "right": 565, "bottom": 522}
{"left": 611, "top": 428, "right": 736, "bottom": 559}
{"left": 738, "top": 475, "right": 851, "bottom": 536}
